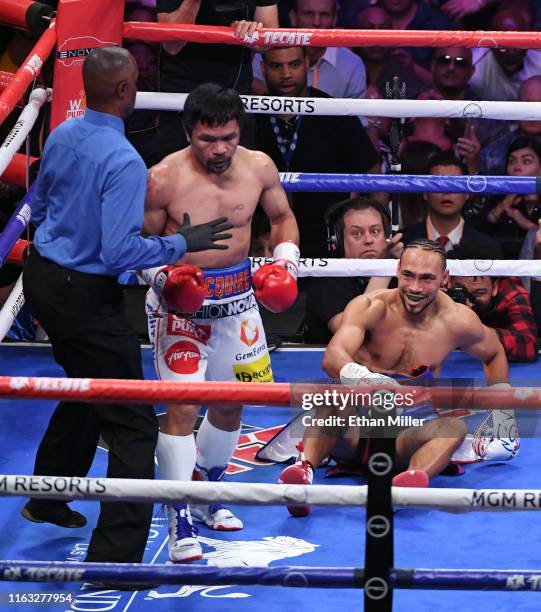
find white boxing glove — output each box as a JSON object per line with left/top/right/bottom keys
{"left": 339, "top": 363, "right": 400, "bottom": 387}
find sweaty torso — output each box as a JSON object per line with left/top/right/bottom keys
{"left": 161, "top": 147, "right": 265, "bottom": 269}
{"left": 354, "top": 291, "right": 463, "bottom": 376}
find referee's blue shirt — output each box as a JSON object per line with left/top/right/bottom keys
{"left": 32, "top": 108, "right": 186, "bottom": 275}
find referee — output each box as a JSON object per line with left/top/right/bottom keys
{"left": 21, "top": 47, "right": 232, "bottom": 573}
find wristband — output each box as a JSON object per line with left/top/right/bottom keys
{"left": 339, "top": 362, "right": 372, "bottom": 385}
{"left": 273, "top": 241, "right": 300, "bottom": 280}
{"left": 489, "top": 382, "right": 511, "bottom": 388}
{"left": 139, "top": 266, "right": 168, "bottom": 294}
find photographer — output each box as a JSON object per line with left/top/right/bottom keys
{"left": 154, "top": 0, "right": 277, "bottom": 160}
{"left": 448, "top": 242, "right": 538, "bottom": 362}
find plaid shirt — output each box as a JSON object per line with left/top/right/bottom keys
{"left": 480, "top": 278, "right": 538, "bottom": 362}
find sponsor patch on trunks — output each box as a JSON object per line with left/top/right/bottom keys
{"left": 167, "top": 316, "right": 211, "bottom": 344}
{"left": 233, "top": 352, "right": 273, "bottom": 383}
{"left": 165, "top": 341, "right": 201, "bottom": 374}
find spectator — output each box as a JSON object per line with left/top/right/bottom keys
{"left": 253, "top": 0, "right": 367, "bottom": 99}
{"left": 431, "top": 47, "right": 475, "bottom": 101}
{"left": 403, "top": 90, "right": 454, "bottom": 152}
{"left": 254, "top": 46, "right": 379, "bottom": 257}
{"left": 125, "top": 3, "right": 156, "bottom": 34}
{"left": 401, "top": 151, "right": 503, "bottom": 256}
{"left": 449, "top": 242, "right": 538, "bottom": 362}
{"left": 336, "top": 0, "right": 373, "bottom": 27}
{"left": 483, "top": 137, "right": 541, "bottom": 258}
{"left": 480, "top": 76, "right": 541, "bottom": 175}
{"left": 469, "top": 8, "right": 541, "bottom": 102}
{"left": 154, "top": 0, "right": 278, "bottom": 159}
{"left": 305, "top": 197, "right": 403, "bottom": 343}
{"left": 440, "top": 0, "right": 500, "bottom": 26}
{"left": 428, "top": 46, "right": 493, "bottom": 149}
{"left": 378, "top": 0, "right": 455, "bottom": 74}
{"left": 354, "top": 6, "right": 427, "bottom": 96}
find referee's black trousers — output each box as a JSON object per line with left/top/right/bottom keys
{"left": 23, "top": 249, "right": 158, "bottom": 563}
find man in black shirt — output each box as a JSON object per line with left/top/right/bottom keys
{"left": 401, "top": 151, "right": 503, "bottom": 257}
{"left": 255, "top": 46, "right": 380, "bottom": 257}
{"left": 305, "top": 197, "right": 403, "bottom": 343}
{"left": 154, "top": 0, "right": 277, "bottom": 160}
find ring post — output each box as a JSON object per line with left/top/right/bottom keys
{"left": 364, "top": 392, "right": 397, "bottom": 611}
{"left": 50, "top": 0, "right": 125, "bottom": 130}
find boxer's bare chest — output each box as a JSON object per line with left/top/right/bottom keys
{"left": 355, "top": 314, "right": 456, "bottom": 374}
{"left": 164, "top": 167, "right": 263, "bottom": 231}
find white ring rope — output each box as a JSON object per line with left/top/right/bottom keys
{"left": 0, "top": 273, "right": 24, "bottom": 342}
{"left": 250, "top": 258, "right": 541, "bottom": 277}
{"left": 0, "top": 88, "right": 49, "bottom": 179}
{"left": 2, "top": 260, "right": 536, "bottom": 343}
{"left": 136, "top": 92, "right": 541, "bottom": 121}
{"left": 0, "top": 475, "right": 537, "bottom": 513}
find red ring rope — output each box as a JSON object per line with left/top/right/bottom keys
{"left": 2, "top": 154, "right": 38, "bottom": 187}
{"left": 124, "top": 22, "right": 541, "bottom": 49}
{"left": 0, "top": 376, "right": 539, "bottom": 409}
{"left": 0, "top": 26, "right": 56, "bottom": 128}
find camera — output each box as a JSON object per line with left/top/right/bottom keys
{"left": 447, "top": 286, "right": 468, "bottom": 305}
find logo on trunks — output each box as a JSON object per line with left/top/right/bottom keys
{"left": 233, "top": 353, "right": 273, "bottom": 383}
{"left": 206, "top": 270, "right": 251, "bottom": 299}
{"left": 56, "top": 37, "right": 117, "bottom": 67}
{"left": 240, "top": 320, "right": 259, "bottom": 347}
{"left": 165, "top": 341, "right": 201, "bottom": 374}
{"left": 235, "top": 343, "right": 267, "bottom": 361}
{"left": 188, "top": 294, "right": 257, "bottom": 320}
{"left": 167, "top": 317, "right": 211, "bottom": 344}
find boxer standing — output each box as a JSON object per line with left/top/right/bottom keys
{"left": 143, "top": 83, "right": 299, "bottom": 562}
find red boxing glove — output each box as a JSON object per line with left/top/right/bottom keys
{"left": 253, "top": 264, "right": 298, "bottom": 313}
{"left": 149, "top": 264, "right": 207, "bottom": 312}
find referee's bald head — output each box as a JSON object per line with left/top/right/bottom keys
{"left": 83, "top": 46, "right": 138, "bottom": 117}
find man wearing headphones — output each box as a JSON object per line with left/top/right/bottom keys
{"left": 304, "top": 197, "right": 403, "bottom": 343}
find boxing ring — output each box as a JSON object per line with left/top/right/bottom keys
{"left": 1, "top": 347, "right": 541, "bottom": 612}
{"left": 1, "top": 1, "right": 541, "bottom": 610}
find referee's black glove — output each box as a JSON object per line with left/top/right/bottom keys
{"left": 177, "top": 213, "right": 233, "bottom": 252}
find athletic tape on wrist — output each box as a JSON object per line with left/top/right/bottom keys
{"left": 139, "top": 266, "right": 168, "bottom": 294}
{"left": 273, "top": 242, "right": 300, "bottom": 279}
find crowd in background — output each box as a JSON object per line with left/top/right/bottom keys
{"left": 1, "top": 0, "right": 541, "bottom": 354}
